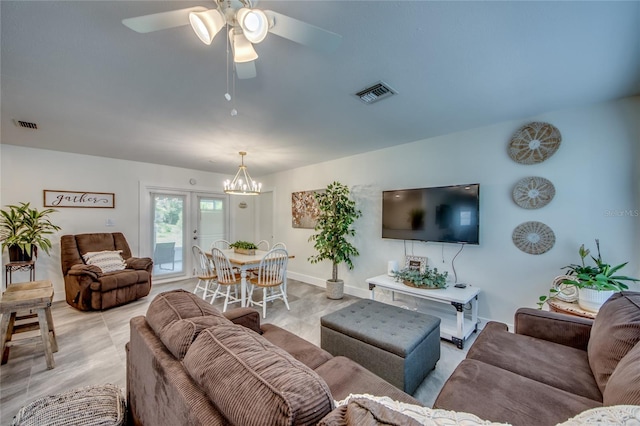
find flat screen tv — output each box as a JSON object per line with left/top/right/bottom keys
{"left": 382, "top": 184, "right": 480, "bottom": 244}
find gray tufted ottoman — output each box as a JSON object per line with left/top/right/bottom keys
{"left": 321, "top": 299, "right": 440, "bottom": 395}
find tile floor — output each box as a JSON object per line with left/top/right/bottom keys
{"left": 0, "top": 278, "right": 474, "bottom": 423}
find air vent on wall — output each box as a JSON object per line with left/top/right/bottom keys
{"left": 13, "top": 119, "right": 38, "bottom": 130}
{"left": 354, "top": 81, "right": 397, "bottom": 104}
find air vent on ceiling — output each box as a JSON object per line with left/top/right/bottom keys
{"left": 354, "top": 81, "right": 397, "bottom": 104}
{"left": 13, "top": 119, "right": 38, "bottom": 130}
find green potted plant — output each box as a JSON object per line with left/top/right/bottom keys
{"left": 308, "top": 181, "right": 362, "bottom": 299}
{"left": 392, "top": 266, "right": 448, "bottom": 289}
{"left": 0, "top": 202, "right": 62, "bottom": 261}
{"left": 229, "top": 240, "right": 258, "bottom": 255}
{"left": 538, "top": 239, "right": 638, "bottom": 312}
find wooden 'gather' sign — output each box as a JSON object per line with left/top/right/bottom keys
{"left": 44, "top": 190, "right": 115, "bottom": 208}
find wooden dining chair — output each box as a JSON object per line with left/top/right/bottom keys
{"left": 210, "top": 239, "right": 231, "bottom": 251}
{"left": 209, "top": 248, "right": 242, "bottom": 312}
{"left": 191, "top": 245, "right": 218, "bottom": 302}
{"left": 255, "top": 240, "right": 270, "bottom": 251}
{"left": 272, "top": 242, "right": 287, "bottom": 250}
{"left": 248, "top": 248, "right": 290, "bottom": 318}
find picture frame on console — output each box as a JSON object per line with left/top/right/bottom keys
{"left": 405, "top": 256, "right": 427, "bottom": 273}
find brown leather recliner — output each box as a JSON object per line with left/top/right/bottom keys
{"left": 61, "top": 232, "right": 153, "bottom": 311}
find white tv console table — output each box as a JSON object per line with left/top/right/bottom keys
{"left": 366, "top": 274, "right": 480, "bottom": 349}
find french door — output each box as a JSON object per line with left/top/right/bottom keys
{"left": 192, "top": 195, "right": 228, "bottom": 254}
{"left": 147, "top": 189, "right": 228, "bottom": 280}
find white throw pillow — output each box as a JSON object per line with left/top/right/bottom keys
{"left": 82, "top": 250, "right": 126, "bottom": 273}
{"left": 556, "top": 405, "right": 640, "bottom": 425}
{"left": 334, "top": 394, "right": 511, "bottom": 426}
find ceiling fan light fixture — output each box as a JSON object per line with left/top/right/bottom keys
{"left": 189, "top": 9, "right": 225, "bottom": 45}
{"left": 230, "top": 29, "right": 259, "bottom": 63}
{"left": 237, "top": 8, "right": 268, "bottom": 43}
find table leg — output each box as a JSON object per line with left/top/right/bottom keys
{"left": 1, "top": 312, "right": 16, "bottom": 364}
{"left": 240, "top": 269, "right": 247, "bottom": 308}
{"left": 451, "top": 302, "right": 465, "bottom": 344}
{"left": 471, "top": 295, "right": 479, "bottom": 331}
{"left": 37, "top": 308, "right": 55, "bottom": 369}
{"left": 45, "top": 306, "right": 58, "bottom": 353}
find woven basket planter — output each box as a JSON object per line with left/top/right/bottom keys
{"left": 403, "top": 280, "right": 443, "bottom": 290}
{"left": 233, "top": 248, "right": 255, "bottom": 255}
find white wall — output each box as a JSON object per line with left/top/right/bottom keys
{"left": 2, "top": 97, "right": 638, "bottom": 322}
{"left": 262, "top": 97, "right": 640, "bottom": 325}
{"left": 0, "top": 146, "right": 254, "bottom": 300}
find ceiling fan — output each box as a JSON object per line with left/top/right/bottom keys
{"left": 122, "top": 0, "right": 342, "bottom": 79}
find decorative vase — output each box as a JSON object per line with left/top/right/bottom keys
{"left": 578, "top": 288, "right": 614, "bottom": 313}
{"left": 326, "top": 279, "right": 344, "bottom": 300}
{"left": 8, "top": 246, "right": 33, "bottom": 262}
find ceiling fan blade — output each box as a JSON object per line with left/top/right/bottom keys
{"left": 122, "top": 6, "right": 208, "bottom": 33}
{"left": 264, "top": 10, "right": 342, "bottom": 53}
{"left": 235, "top": 61, "right": 257, "bottom": 79}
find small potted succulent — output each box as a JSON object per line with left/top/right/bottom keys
{"left": 391, "top": 266, "right": 448, "bottom": 289}
{"left": 538, "top": 239, "right": 638, "bottom": 312}
{"left": 229, "top": 240, "right": 258, "bottom": 255}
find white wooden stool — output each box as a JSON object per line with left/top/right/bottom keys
{"left": 1, "top": 280, "right": 58, "bottom": 369}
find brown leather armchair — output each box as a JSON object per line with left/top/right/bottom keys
{"left": 61, "top": 232, "right": 153, "bottom": 311}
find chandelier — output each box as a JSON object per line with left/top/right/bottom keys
{"left": 223, "top": 151, "right": 262, "bottom": 195}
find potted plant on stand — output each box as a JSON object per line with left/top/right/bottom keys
{"left": 308, "top": 181, "right": 362, "bottom": 299}
{"left": 538, "top": 239, "right": 638, "bottom": 312}
{"left": 0, "top": 202, "right": 61, "bottom": 261}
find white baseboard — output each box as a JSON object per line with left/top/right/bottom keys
{"left": 286, "top": 271, "right": 371, "bottom": 299}
{"left": 286, "top": 271, "right": 508, "bottom": 331}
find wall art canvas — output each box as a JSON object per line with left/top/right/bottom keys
{"left": 292, "top": 189, "right": 323, "bottom": 229}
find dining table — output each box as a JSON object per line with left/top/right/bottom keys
{"left": 212, "top": 249, "right": 295, "bottom": 308}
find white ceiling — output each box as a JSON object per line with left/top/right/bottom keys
{"left": 2, "top": 1, "right": 639, "bottom": 177}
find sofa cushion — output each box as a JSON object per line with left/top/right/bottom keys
{"left": 588, "top": 292, "right": 640, "bottom": 393}
{"left": 182, "top": 323, "right": 334, "bottom": 426}
{"left": 145, "top": 290, "right": 231, "bottom": 358}
{"left": 261, "top": 323, "right": 334, "bottom": 369}
{"left": 146, "top": 290, "right": 225, "bottom": 333}
{"left": 433, "top": 359, "right": 601, "bottom": 426}
{"left": 467, "top": 321, "right": 601, "bottom": 401}
{"left": 159, "top": 316, "right": 230, "bottom": 360}
{"left": 92, "top": 270, "right": 149, "bottom": 292}
{"left": 76, "top": 233, "right": 117, "bottom": 256}
{"left": 603, "top": 342, "right": 640, "bottom": 405}
{"left": 314, "top": 356, "right": 421, "bottom": 406}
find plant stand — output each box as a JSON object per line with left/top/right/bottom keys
{"left": 4, "top": 261, "right": 35, "bottom": 287}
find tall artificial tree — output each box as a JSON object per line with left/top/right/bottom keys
{"left": 308, "top": 181, "right": 362, "bottom": 282}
